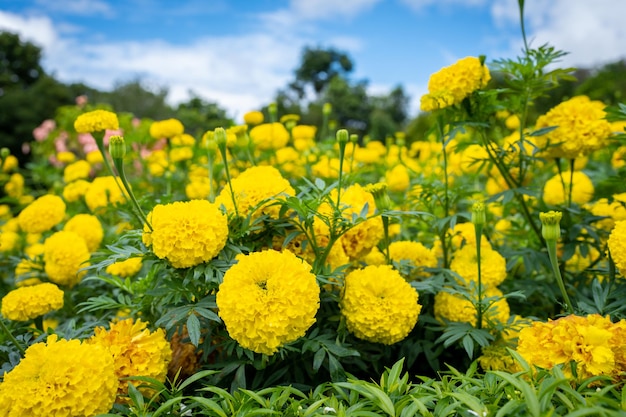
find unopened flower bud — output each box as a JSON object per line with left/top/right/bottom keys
{"left": 323, "top": 103, "right": 332, "bottom": 115}
{"left": 214, "top": 127, "right": 227, "bottom": 148}
{"left": 350, "top": 134, "right": 358, "bottom": 144}
{"left": 365, "top": 183, "right": 391, "bottom": 212}
{"left": 472, "top": 202, "right": 486, "bottom": 226}
{"left": 0, "top": 148, "right": 10, "bottom": 160}
{"left": 108, "top": 135, "right": 126, "bottom": 159}
{"left": 540, "top": 211, "right": 562, "bottom": 241}
{"left": 268, "top": 102, "right": 277, "bottom": 121}
{"left": 336, "top": 129, "right": 349, "bottom": 145}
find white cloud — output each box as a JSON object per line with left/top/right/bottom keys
{"left": 491, "top": 0, "right": 626, "bottom": 69}
{"left": 0, "top": 11, "right": 59, "bottom": 51}
{"left": 399, "top": 0, "right": 487, "bottom": 13}
{"left": 289, "top": 0, "right": 381, "bottom": 20}
{"left": 34, "top": 0, "right": 115, "bottom": 17}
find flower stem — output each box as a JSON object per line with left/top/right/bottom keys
{"left": 0, "top": 318, "right": 25, "bottom": 356}
{"left": 546, "top": 239, "right": 574, "bottom": 314}
{"left": 112, "top": 157, "right": 152, "bottom": 231}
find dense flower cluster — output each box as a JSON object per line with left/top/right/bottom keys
{"left": 216, "top": 250, "right": 320, "bottom": 355}
{"left": 84, "top": 176, "right": 128, "bottom": 212}
{"left": 17, "top": 194, "right": 66, "bottom": 233}
{"left": 149, "top": 118, "right": 184, "bottom": 139}
{"left": 43, "top": 230, "right": 90, "bottom": 287}
{"left": 63, "top": 213, "right": 104, "bottom": 253}
{"left": 608, "top": 220, "right": 626, "bottom": 276}
{"left": 215, "top": 165, "right": 295, "bottom": 219}
{"left": 450, "top": 244, "right": 507, "bottom": 287}
{"left": 1, "top": 282, "right": 64, "bottom": 321}
{"left": 89, "top": 318, "right": 172, "bottom": 398}
{"left": 74, "top": 109, "right": 120, "bottom": 133}
{"left": 0, "top": 335, "right": 118, "bottom": 416}
{"left": 249, "top": 122, "right": 290, "bottom": 150}
{"left": 534, "top": 96, "right": 612, "bottom": 160}
{"left": 420, "top": 56, "right": 491, "bottom": 112}
{"left": 341, "top": 265, "right": 421, "bottom": 344}
{"left": 434, "top": 287, "right": 510, "bottom": 327}
{"left": 388, "top": 240, "right": 438, "bottom": 279}
{"left": 143, "top": 199, "right": 228, "bottom": 268}
{"left": 63, "top": 160, "right": 91, "bottom": 183}
{"left": 543, "top": 170, "right": 594, "bottom": 206}
{"left": 516, "top": 314, "right": 626, "bottom": 380}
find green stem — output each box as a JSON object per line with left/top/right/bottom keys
{"left": 545, "top": 239, "right": 574, "bottom": 314}
{"left": 0, "top": 318, "right": 25, "bottom": 356}
{"left": 568, "top": 159, "right": 575, "bottom": 208}
{"left": 112, "top": 157, "right": 152, "bottom": 231}
{"left": 207, "top": 151, "right": 216, "bottom": 203}
{"left": 220, "top": 149, "right": 239, "bottom": 217}
{"left": 474, "top": 224, "right": 484, "bottom": 329}
{"left": 382, "top": 215, "right": 391, "bottom": 265}
{"left": 93, "top": 131, "right": 127, "bottom": 199}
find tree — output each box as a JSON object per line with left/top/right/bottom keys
{"left": 175, "top": 94, "right": 233, "bottom": 137}
{"left": 0, "top": 31, "right": 44, "bottom": 92}
{"left": 292, "top": 46, "right": 354, "bottom": 98}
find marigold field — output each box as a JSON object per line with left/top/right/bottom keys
{"left": 3, "top": 6, "right": 626, "bottom": 417}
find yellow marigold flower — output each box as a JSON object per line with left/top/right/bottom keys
{"left": 17, "top": 194, "right": 66, "bottom": 234}
{"left": 420, "top": 56, "right": 491, "bottom": 112}
{"left": 458, "top": 144, "right": 489, "bottom": 174}
{"left": 4, "top": 173, "right": 24, "bottom": 198}
{"left": 517, "top": 314, "right": 621, "bottom": 380}
{"left": 142, "top": 199, "right": 228, "bottom": 268}
{"left": 84, "top": 176, "right": 127, "bottom": 212}
{"left": 388, "top": 240, "right": 438, "bottom": 280}
{"left": 15, "top": 258, "right": 42, "bottom": 286}
{"left": 385, "top": 164, "right": 410, "bottom": 192}
{"left": 249, "top": 122, "right": 290, "bottom": 150}
{"left": 215, "top": 165, "right": 294, "bottom": 219}
{"left": 611, "top": 146, "right": 626, "bottom": 169}
{"left": 89, "top": 318, "right": 172, "bottom": 399}
{"left": 62, "top": 179, "right": 90, "bottom": 202}
{"left": 434, "top": 287, "right": 510, "bottom": 327}
{"left": 292, "top": 125, "right": 316, "bottom": 141}
{"left": 1, "top": 283, "right": 63, "bottom": 321}
{"left": 0, "top": 335, "right": 118, "bottom": 417}
{"left": 608, "top": 220, "right": 626, "bottom": 276}
{"left": 63, "top": 213, "right": 103, "bottom": 253}
{"left": 505, "top": 114, "right": 521, "bottom": 130}
{"left": 74, "top": 109, "right": 119, "bottom": 133}
{"left": 333, "top": 183, "right": 384, "bottom": 260}
{"left": 86, "top": 150, "right": 104, "bottom": 164}
{"left": 342, "top": 265, "right": 421, "bottom": 344}
{"left": 535, "top": 96, "right": 612, "bottom": 160}
{"left": 149, "top": 118, "right": 184, "bottom": 139}
{"left": 0, "top": 230, "right": 19, "bottom": 252}
{"left": 243, "top": 110, "right": 264, "bottom": 125}
{"left": 362, "top": 246, "right": 387, "bottom": 266}
{"left": 106, "top": 257, "right": 143, "bottom": 277}
{"left": 43, "top": 230, "right": 90, "bottom": 287}
{"left": 216, "top": 250, "right": 320, "bottom": 355}
{"left": 56, "top": 151, "right": 76, "bottom": 164}
{"left": 479, "top": 344, "right": 522, "bottom": 372}
{"left": 63, "top": 160, "right": 91, "bottom": 183}
{"left": 170, "top": 133, "right": 195, "bottom": 146}
{"left": 585, "top": 195, "right": 626, "bottom": 231}
{"left": 543, "top": 170, "right": 594, "bottom": 206}
{"left": 449, "top": 222, "right": 491, "bottom": 250}
{"left": 2, "top": 154, "right": 18, "bottom": 172}
{"left": 450, "top": 244, "right": 507, "bottom": 287}
{"left": 185, "top": 178, "right": 212, "bottom": 200}
{"left": 169, "top": 146, "right": 193, "bottom": 163}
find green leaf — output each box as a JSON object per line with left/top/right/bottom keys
{"left": 313, "top": 347, "right": 326, "bottom": 372}
{"left": 186, "top": 313, "right": 201, "bottom": 347}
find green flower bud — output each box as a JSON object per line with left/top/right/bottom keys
{"left": 365, "top": 183, "right": 391, "bottom": 212}
{"left": 108, "top": 135, "right": 126, "bottom": 159}
{"left": 472, "top": 202, "right": 486, "bottom": 226}
{"left": 350, "top": 134, "right": 359, "bottom": 144}
{"left": 540, "top": 211, "right": 562, "bottom": 241}
{"left": 214, "top": 127, "right": 227, "bottom": 148}
{"left": 336, "top": 129, "right": 349, "bottom": 145}
{"left": 0, "top": 148, "right": 10, "bottom": 159}
{"left": 323, "top": 103, "right": 332, "bottom": 115}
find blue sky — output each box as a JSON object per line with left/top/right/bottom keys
{"left": 1, "top": 0, "right": 625, "bottom": 121}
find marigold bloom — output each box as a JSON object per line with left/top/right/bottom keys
{"left": 142, "top": 199, "right": 228, "bottom": 268}
{"left": 106, "top": 257, "right": 143, "bottom": 277}
{"left": 543, "top": 171, "right": 594, "bottom": 206}
{"left": 608, "top": 220, "right": 626, "bottom": 276}
{"left": 342, "top": 265, "right": 421, "bottom": 344}
{"left": 385, "top": 164, "right": 410, "bottom": 192}
{"left": 420, "top": 56, "right": 491, "bottom": 112}
{"left": 249, "top": 122, "right": 290, "bottom": 150}
{"left": 4, "top": 173, "right": 24, "bottom": 199}
{"left": 84, "top": 176, "right": 128, "bottom": 212}
{"left": 2, "top": 154, "right": 18, "bottom": 172}
{"left": 388, "top": 240, "right": 438, "bottom": 279}
{"left": 149, "top": 118, "right": 184, "bottom": 139}
{"left": 517, "top": 314, "right": 624, "bottom": 380}
{"left": 43, "top": 230, "right": 90, "bottom": 287}
{"left": 0, "top": 230, "right": 19, "bottom": 252}
{"left": 216, "top": 250, "right": 320, "bottom": 355}
{"left": 434, "top": 287, "right": 510, "bottom": 327}
{"left": 585, "top": 194, "right": 626, "bottom": 231}
{"left": 243, "top": 110, "right": 264, "bottom": 125}
{"left": 63, "top": 160, "right": 91, "bottom": 183}
{"left": 17, "top": 194, "right": 66, "bottom": 234}
{"left": 74, "top": 109, "right": 119, "bottom": 133}
{"left": 63, "top": 213, "right": 103, "bottom": 253}
{"left": 62, "top": 179, "right": 90, "bottom": 202}
{"left": 1, "top": 282, "right": 64, "bottom": 321}
{"left": 479, "top": 344, "right": 522, "bottom": 373}
{"left": 89, "top": 318, "right": 172, "bottom": 399}
{"left": 336, "top": 184, "right": 384, "bottom": 259}
{"left": 535, "top": 96, "right": 612, "bottom": 160}
{"left": 215, "top": 165, "right": 295, "bottom": 219}
{"left": 450, "top": 244, "right": 507, "bottom": 287}
{"left": 0, "top": 335, "right": 118, "bottom": 416}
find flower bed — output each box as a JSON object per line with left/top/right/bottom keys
{"left": 2, "top": 8, "right": 626, "bottom": 417}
